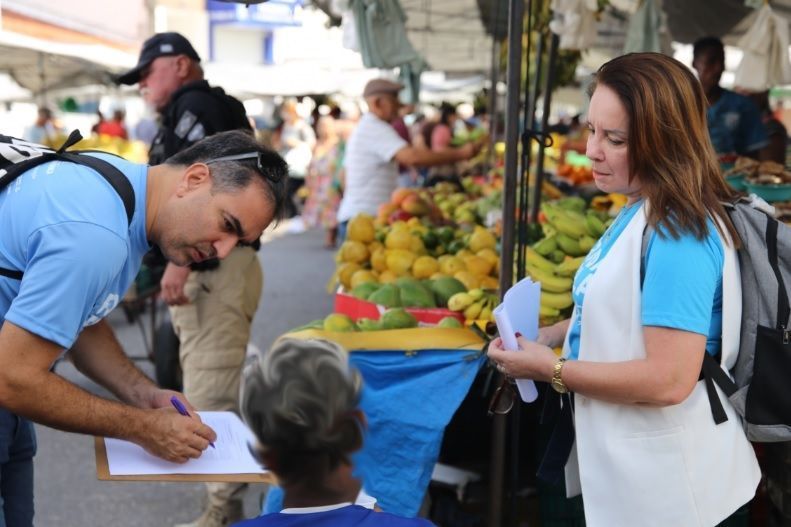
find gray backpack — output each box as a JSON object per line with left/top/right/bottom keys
{"left": 720, "top": 196, "right": 791, "bottom": 442}
{"left": 642, "top": 196, "right": 791, "bottom": 442}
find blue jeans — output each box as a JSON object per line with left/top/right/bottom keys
{"left": 0, "top": 409, "right": 36, "bottom": 527}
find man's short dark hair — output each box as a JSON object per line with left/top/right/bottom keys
{"left": 165, "top": 130, "right": 288, "bottom": 222}
{"left": 693, "top": 36, "right": 725, "bottom": 64}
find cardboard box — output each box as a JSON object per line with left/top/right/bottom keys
{"left": 334, "top": 290, "right": 464, "bottom": 326}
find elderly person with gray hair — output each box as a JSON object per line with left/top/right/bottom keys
{"left": 234, "top": 338, "right": 435, "bottom": 527}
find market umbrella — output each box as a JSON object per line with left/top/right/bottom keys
{"left": 733, "top": 3, "right": 791, "bottom": 91}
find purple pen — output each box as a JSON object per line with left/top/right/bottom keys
{"left": 170, "top": 395, "right": 215, "bottom": 448}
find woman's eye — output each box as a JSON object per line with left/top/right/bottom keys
{"left": 608, "top": 137, "right": 625, "bottom": 146}
{"left": 224, "top": 219, "right": 234, "bottom": 232}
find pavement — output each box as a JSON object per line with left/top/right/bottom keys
{"left": 32, "top": 224, "right": 336, "bottom": 526}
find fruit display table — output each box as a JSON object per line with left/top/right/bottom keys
{"left": 272, "top": 327, "right": 487, "bottom": 517}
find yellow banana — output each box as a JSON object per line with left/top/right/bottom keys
{"left": 468, "top": 288, "right": 484, "bottom": 301}
{"left": 526, "top": 265, "right": 573, "bottom": 293}
{"left": 448, "top": 292, "right": 475, "bottom": 311}
{"left": 539, "top": 305, "right": 561, "bottom": 317}
{"left": 525, "top": 247, "right": 556, "bottom": 272}
{"left": 552, "top": 214, "right": 587, "bottom": 240}
{"left": 540, "top": 291, "right": 574, "bottom": 310}
{"left": 480, "top": 304, "right": 493, "bottom": 321}
{"left": 464, "top": 300, "right": 484, "bottom": 320}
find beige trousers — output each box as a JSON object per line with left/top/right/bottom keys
{"left": 170, "top": 246, "right": 263, "bottom": 507}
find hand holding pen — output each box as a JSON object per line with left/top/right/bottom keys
{"left": 171, "top": 395, "right": 215, "bottom": 448}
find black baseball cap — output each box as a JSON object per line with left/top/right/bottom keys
{"left": 117, "top": 32, "right": 201, "bottom": 85}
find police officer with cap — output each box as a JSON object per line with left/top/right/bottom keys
{"left": 118, "top": 32, "right": 261, "bottom": 527}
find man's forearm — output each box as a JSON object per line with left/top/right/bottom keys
{"left": 0, "top": 322, "right": 152, "bottom": 442}
{"left": 70, "top": 319, "right": 159, "bottom": 408}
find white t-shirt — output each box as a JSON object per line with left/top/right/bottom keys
{"left": 337, "top": 113, "right": 407, "bottom": 222}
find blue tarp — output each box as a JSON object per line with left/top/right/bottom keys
{"left": 264, "top": 348, "right": 486, "bottom": 517}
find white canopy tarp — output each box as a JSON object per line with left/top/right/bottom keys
{"left": 0, "top": 30, "right": 134, "bottom": 96}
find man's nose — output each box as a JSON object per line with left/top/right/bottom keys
{"left": 213, "top": 236, "right": 238, "bottom": 260}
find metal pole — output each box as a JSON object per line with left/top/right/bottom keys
{"left": 488, "top": 42, "right": 501, "bottom": 149}
{"left": 490, "top": 0, "right": 524, "bottom": 525}
{"left": 515, "top": 26, "right": 544, "bottom": 282}
{"left": 487, "top": 0, "right": 502, "bottom": 151}
{"left": 530, "top": 32, "right": 560, "bottom": 222}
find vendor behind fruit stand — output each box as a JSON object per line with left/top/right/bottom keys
{"left": 692, "top": 36, "right": 768, "bottom": 159}
{"left": 336, "top": 79, "right": 481, "bottom": 240}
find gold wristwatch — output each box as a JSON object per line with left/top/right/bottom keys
{"left": 551, "top": 357, "right": 569, "bottom": 394}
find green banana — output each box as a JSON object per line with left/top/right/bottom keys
{"left": 578, "top": 235, "right": 597, "bottom": 253}
{"left": 556, "top": 233, "right": 585, "bottom": 256}
{"left": 532, "top": 235, "right": 558, "bottom": 256}
{"left": 525, "top": 247, "right": 556, "bottom": 272}
{"left": 555, "top": 256, "right": 586, "bottom": 277}
{"left": 552, "top": 214, "right": 587, "bottom": 240}
{"left": 526, "top": 265, "right": 573, "bottom": 293}
{"left": 585, "top": 213, "right": 606, "bottom": 238}
{"left": 540, "top": 291, "right": 574, "bottom": 310}
{"left": 548, "top": 249, "right": 566, "bottom": 264}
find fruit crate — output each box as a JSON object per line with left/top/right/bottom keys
{"left": 334, "top": 289, "right": 465, "bottom": 326}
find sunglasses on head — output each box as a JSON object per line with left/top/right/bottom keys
{"left": 205, "top": 152, "right": 283, "bottom": 184}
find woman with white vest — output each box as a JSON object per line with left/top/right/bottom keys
{"left": 488, "top": 52, "right": 760, "bottom": 526}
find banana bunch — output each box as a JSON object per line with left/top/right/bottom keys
{"left": 447, "top": 288, "right": 499, "bottom": 322}
{"left": 523, "top": 247, "right": 574, "bottom": 319}
{"left": 537, "top": 200, "right": 613, "bottom": 261}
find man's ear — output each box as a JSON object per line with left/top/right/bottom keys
{"left": 175, "top": 54, "right": 193, "bottom": 79}
{"left": 175, "top": 163, "right": 210, "bottom": 197}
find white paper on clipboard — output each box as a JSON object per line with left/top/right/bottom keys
{"left": 492, "top": 276, "right": 540, "bottom": 402}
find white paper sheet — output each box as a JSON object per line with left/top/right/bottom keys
{"left": 493, "top": 276, "right": 540, "bottom": 402}
{"left": 105, "top": 411, "right": 267, "bottom": 476}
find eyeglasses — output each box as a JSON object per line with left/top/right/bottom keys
{"left": 205, "top": 152, "right": 283, "bottom": 183}
{"left": 488, "top": 374, "right": 517, "bottom": 417}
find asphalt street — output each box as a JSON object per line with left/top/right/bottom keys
{"left": 32, "top": 225, "right": 336, "bottom": 526}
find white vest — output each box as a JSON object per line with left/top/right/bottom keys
{"left": 562, "top": 203, "right": 760, "bottom": 526}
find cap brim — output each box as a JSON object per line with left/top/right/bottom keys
{"left": 115, "top": 63, "right": 147, "bottom": 85}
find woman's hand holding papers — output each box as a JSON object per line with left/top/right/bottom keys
{"left": 487, "top": 335, "right": 557, "bottom": 382}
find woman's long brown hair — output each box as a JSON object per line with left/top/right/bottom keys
{"left": 589, "top": 52, "right": 739, "bottom": 245}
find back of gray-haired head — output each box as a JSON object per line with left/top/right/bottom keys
{"left": 164, "top": 130, "right": 288, "bottom": 222}
{"left": 241, "top": 338, "right": 364, "bottom": 485}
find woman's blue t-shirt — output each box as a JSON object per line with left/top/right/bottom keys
{"left": 566, "top": 201, "right": 724, "bottom": 360}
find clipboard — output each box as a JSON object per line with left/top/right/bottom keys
{"left": 95, "top": 437, "right": 277, "bottom": 484}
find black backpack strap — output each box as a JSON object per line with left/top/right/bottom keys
{"left": 701, "top": 352, "right": 738, "bottom": 425}
{"left": 642, "top": 218, "right": 739, "bottom": 426}
{"left": 0, "top": 131, "right": 136, "bottom": 280}
{"left": 59, "top": 152, "right": 135, "bottom": 225}
{"left": 765, "top": 216, "right": 791, "bottom": 331}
